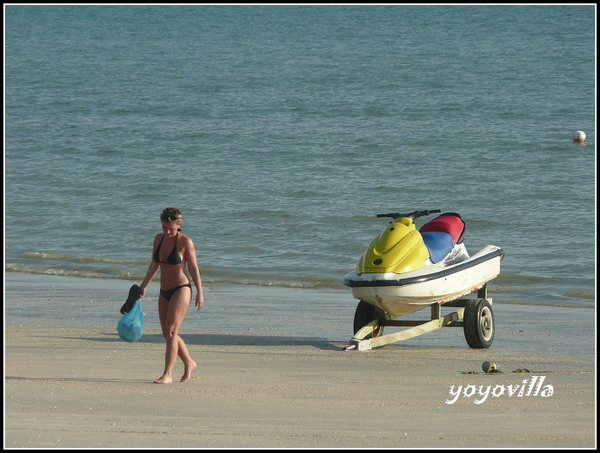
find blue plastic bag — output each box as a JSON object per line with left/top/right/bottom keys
{"left": 117, "top": 299, "right": 145, "bottom": 343}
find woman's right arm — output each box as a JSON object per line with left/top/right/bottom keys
{"left": 140, "top": 260, "right": 159, "bottom": 298}
{"left": 140, "top": 236, "right": 160, "bottom": 298}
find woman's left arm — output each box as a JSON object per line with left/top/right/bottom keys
{"left": 185, "top": 237, "right": 204, "bottom": 311}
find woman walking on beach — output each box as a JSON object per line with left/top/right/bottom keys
{"left": 140, "top": 207, "right": 204, "bottom": 384}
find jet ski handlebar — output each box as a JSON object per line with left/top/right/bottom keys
{"left": 376, "top": 209, "right": 441, "bottom": 220}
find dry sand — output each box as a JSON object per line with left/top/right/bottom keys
{"left": 4, "top": 321, "right": 596, "bottom": 448}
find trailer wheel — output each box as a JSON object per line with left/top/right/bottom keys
{"left": 353, "top": 300, "right": 385, "bottom": 338}
{"left": 463, "top": 298, "right": 495, "bottom": 348}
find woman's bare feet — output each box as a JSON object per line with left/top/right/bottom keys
{"left": 181, "top": 360, "right": 197, "bottom": 383}
{"left": 154, "top": 373, "right": 173, "bottom": 384}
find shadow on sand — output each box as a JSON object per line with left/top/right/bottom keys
{"left": 76, "top": 332, "right": 345, "bottom": 351}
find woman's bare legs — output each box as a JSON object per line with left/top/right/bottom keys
{"left": 155, "top": 287, "right": 197, "bottom": 384}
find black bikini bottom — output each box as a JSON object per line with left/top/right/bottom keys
{"left": 160, "top": 283, "right": 192, "bottom": 301}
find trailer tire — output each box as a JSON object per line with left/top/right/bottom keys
{"left": 353, "top": 300, "right": 385, "bottom": 338}
{"left": 464, "top": 298, "right": 495, "bottom": 348}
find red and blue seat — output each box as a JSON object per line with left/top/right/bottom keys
{"left": 419, "top": 213, "right": 465, "bottom": 263}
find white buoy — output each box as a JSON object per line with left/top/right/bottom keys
{"left": 573, "top": 131, "right": 586, "bottom": 142}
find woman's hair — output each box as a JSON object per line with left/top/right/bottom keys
{"left": 160, "top": 207, "right": 183, "bottom": 224}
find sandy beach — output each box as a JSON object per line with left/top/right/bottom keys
{"left": 4, "top": 275, "right": 597, "bottom": 448}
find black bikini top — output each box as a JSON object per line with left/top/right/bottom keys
{"left": 153, "top": 231, "right": 182, "bottom": 265}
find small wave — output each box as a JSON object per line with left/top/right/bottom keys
{"left": 206, "top": 277, "right": 340, "bottom": 290}
{"left": 492, "top": 298, "right": 594, "bottom": 309}
{"left": 563, "top": 290, "right": 596, "bottom": 301}
{"left": 193, "top": 265, "right": 344, "bottom": 289}
{"left": 22, "top": 251, "right": 146, "bottom": 266}
{"left": 495, "top": 272, "right": 553, "bottom": 283}
{"left": 5, "top": 263, "right": 146, "bottom": 281}
{"left": 5, "top": 262, "right": 344, "bottom": 290}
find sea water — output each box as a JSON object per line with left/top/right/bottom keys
{"left": 5, "top": 5, "right": 596, "bottom": 315}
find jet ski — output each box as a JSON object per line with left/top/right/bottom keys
{"left": 343, "top": 210, "right": 504, "bottom": 317}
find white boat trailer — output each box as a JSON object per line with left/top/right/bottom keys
{"left": 344, "top": 286, "right": 494, "bottom": 352}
